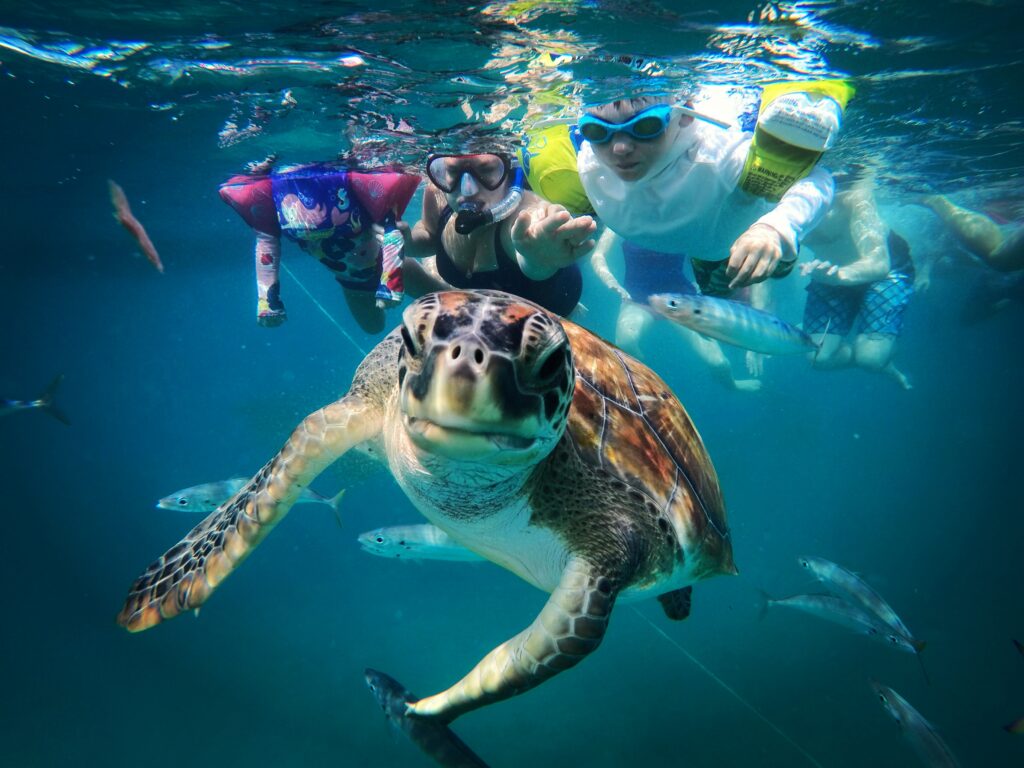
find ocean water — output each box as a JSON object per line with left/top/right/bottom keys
{"left": 1, "top": 1, "right": 1022, "bottom": 766}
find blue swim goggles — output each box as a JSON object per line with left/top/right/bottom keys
{"left": 577, "top": 103, "right": 731, "bottom": 144}
{"left": 578, "top": 105, "right": 676, "bottom": 144}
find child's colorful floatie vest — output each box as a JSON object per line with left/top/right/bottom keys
{"left": 219, "top": 167, "right": 419, "bottom": 305}
{"left": 737, "top": 79, "right": 854, "bottom": 202}
{"left": 517, "top": 125, "right": 594, "bottom": 216}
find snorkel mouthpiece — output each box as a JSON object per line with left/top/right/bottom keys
{"left": 454, "top": 167, "right": 525, "bottom": 235}
{"left": 454, "top": 202, "right": 488, "bottom": 234}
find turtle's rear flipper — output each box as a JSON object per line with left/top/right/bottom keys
{"left": 365, "top": 669, "right": 490, "bottom": 768}
{"left": 657, "top": 586, "right": 693, "bottom": 621}
{"left": 116, "top": 396, "right": 381, "bottom": 632}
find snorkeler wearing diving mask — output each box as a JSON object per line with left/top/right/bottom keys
{"left": 407, "top": 152, "right": 597, "bottom": 316}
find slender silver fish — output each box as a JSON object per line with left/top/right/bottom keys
{"left": 157, "top": 478, "right": 344, "bottom": 518}
{"left": 1, "top": 374, "right": 69, "bottom": 425}
{"left": 365, "top": 668, "right": 490, "bottom": 768}
{"left": 358, "top": 524, "right": 484, "bottom": 562}
{"left": 799, "top": 556, "right": 926, "bottom": 653}
{"left": 649, "top": 292, "right": 817, "bottom": 355}
{"left": 761, "top": 592, "right": 919, "bottom": 653}
{"left": 870, "top": 681, "right": 961, "bottom": 767}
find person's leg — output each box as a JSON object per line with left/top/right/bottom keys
{"left": 615, "top": 301, "right": 654, "bottom": 358}
{"left": 808, "top": 333, "right": 852, "bottom": 369}
{"left": 923, "top": 195, "right": 1004, "bottom": 263}
{"left": 803, "top": 280, "right": 856, "bottom": 370}
{"left": 853, "top": 273, "right": 914, "bottom": 389}
{"left": 665, "top": 323, "right": 760, "bottom": 391}
{"left": 852, "top": 334, "right": 911, "bottom": 389}
{"left": 342, "top": 286, "right": 387, "bottom": 334}
{"left": 989, "top": 225, "right": 1024, "bottom": 272}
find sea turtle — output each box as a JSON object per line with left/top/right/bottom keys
{"left": 118, "top": 289, "right": 736, "bottom": 724}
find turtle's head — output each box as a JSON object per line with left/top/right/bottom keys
{"left": 397, "top": 291, "right": 574, "bottom": 466}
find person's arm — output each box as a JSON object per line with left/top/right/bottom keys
{"left": 728, "top": 166, "right": 835, "bottom": 288}
{"left": 406, "top": 185, "right": 446, "bottom": 260}
{"left": 255, "top": 232, "right": 286, "bottom": 326}
{"left": 801, "top": 181, "right": 890, "bottom": 286}
{"left": 588, "top": 228, "right": 630, "bottom": 300}
{"left": 509, "top": 196, "right": 597, "bottom": 280}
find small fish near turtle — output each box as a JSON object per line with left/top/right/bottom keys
{"left": 116, "top": 289, "right": 736, "bottom": 761}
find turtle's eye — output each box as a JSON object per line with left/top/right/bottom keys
{"left": 693, "top": 308, "right": 702, "bottom": 315}
{"left": 667, "top": 299, "right": 678, "bottom": 309}
{"left": 177, "top": 498, "right": 189, "bottom": 506}
{"left": 538, "top": 345, "right": 569, "bottom": 382}
{"left": 375, "top": 536, "right": 385, "bottom": 544}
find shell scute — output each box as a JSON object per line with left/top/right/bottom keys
{"left": 560, "top": 320, "right": 731, "bottom": 568}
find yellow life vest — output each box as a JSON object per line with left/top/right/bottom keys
{"left": 517, "top": 124, "right": 594, "bottom": 216}
{"left": 738, "top": 79, "right": 855, "bottom": 202}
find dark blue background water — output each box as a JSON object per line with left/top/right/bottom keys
{"left": 2, "top": 2, "right": 1022, "bottom": 766}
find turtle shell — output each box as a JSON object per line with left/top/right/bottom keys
{"left": 560, "top": 319, "right": 734, "bottom": 579}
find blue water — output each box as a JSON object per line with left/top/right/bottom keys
{"left": 2, "top": 2, "right": 1022, "bottom": 766}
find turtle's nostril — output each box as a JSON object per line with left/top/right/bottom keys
{"left": 451, "top": 345, "right": 462, "bottom": 360}
{"left": 474, "top": 348, "right": 484, "bottom": 364}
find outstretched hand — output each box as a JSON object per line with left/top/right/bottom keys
{"left": 511, "top": 203, "right": 597, "bottom": 278}
{"left": 799, "top": 258, "right": 847, "bottom": 285}
{"left": 727, "top": 223, "right": 786, "bottom": 289}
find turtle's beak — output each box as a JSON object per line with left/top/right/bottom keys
{"left": 401, "top": 335, "right": 550, "bottom": 463}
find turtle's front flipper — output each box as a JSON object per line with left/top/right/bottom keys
{"left": 409, "top": 558, "right": 617, "bottom": 722}
{"left": 117, "top": 396, "right": 381, "bottom": 632}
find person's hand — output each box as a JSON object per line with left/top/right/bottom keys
{"left": 511, "top": 203, "right": 597, "bottom": 276}
{"left": 799, "top": 258, "right": 846, "bottom": 285}
{"left": 727, "top": 223, "right": 786, "bottom": 289}
{"left": 614, "top": 285, "right": 632, "bottom": 302}
{"left": 914, "top": 272, "right": 932, "bottom": 293}
{"left": 745, "top": 350, "right": 765, "bottom": 377}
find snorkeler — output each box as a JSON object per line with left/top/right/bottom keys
{"left": 800, "top": 171, "right": 915, "bottom": 390}
{"left": 921, "top": 195, "right": 1024, "bottom": 273}
{"left": 219, "top": 160, "right": 431, "bottom": 334}
{"left": 572, "top": 83, "right": 844, "bottom": 388}
{"left": 406, "top": 151, "right": 597, "bottom": 316}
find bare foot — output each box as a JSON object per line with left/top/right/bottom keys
{"left": 733, "top": 378, "right": 763, "bottom": 393}
{"left": 886, "top": 364, "right": 913, "bottom": 390}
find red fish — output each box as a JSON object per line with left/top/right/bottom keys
{"left": 108, "top": 179, "right": 164, "bottom": 273}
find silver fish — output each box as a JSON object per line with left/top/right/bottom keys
{"left": 761, "top": 592, "right": 919, "bottom": 653}
{"left": 799, "top": 556, "right": 926, "bottom": 654}
{"left": 358, "top": 524, "right": 484, "bottom": 562}
{"left": 157, "top": 478, "right": 344, "bottom": 518}
{"left": 1, "top": 374, "right": 69, "bottom": 425}
{"left": 870, "top": 681, "right": 961, "bottom": 767}
{"left": 649, "top": 292, "right": 817, "bottom": 355}
{"left": 365, "top": 668, "right": 490, "bottom": 768}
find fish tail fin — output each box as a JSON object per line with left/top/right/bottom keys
{"left": 756, "top": 589, "right": 773, "bottom": 621}
{"left": 1004, "top": 716, "right": 1024, "bottom": 735}
{"left": 811, "top": 316, "right": 832, "bottom": 364}
{"left": 38, "top": 374, "right": 70, "bottom": 426}
{"left": 365, "top": 669, "right": 491, "bottom": 767}
{"left": 328, "top": 488, "right": 345, "bottom": 528}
